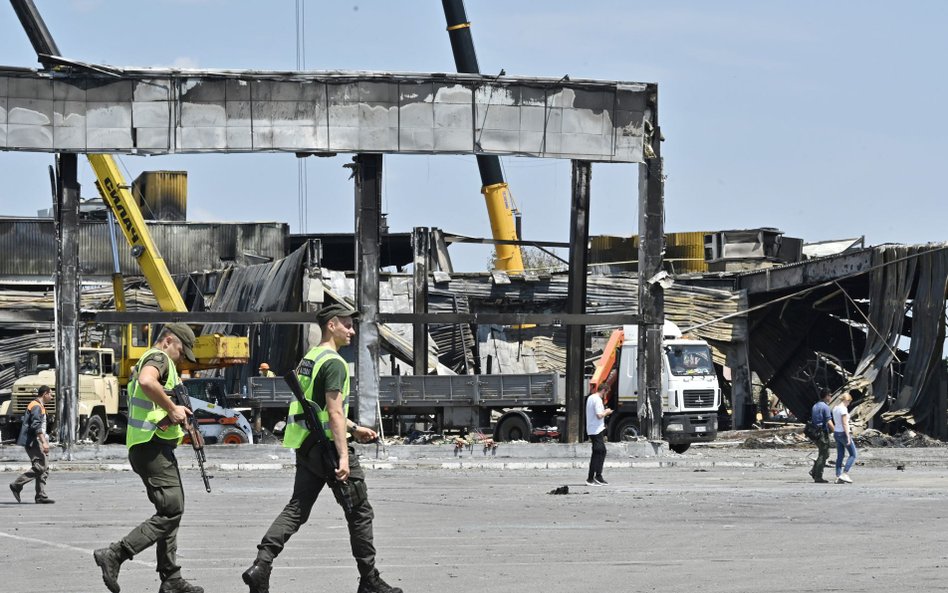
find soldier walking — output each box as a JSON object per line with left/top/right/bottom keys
{"left": 242, "top": 304, "right": 403, "bottom": 593}
{"left": 93, "top": 323, "right": 204, "bottom": 593}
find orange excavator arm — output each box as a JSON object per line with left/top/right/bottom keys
{"left": 589, "top": 329, "right": 624, "bottom": 404}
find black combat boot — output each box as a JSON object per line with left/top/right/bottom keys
{"left": 242, "top": 560, "right": 272, "bottom": 593}
{"left": 93, "top": 544, "right": 127, "bottom": 593}
{"left": 357, "top": 570, "right": 403, "bottom": 593}
{"left": 158, "top": 577, "right": 204, "bottom": 593}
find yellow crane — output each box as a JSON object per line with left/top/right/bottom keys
{"left": 443, "top": 0, "right": 525, "bottom": 273}
{"left": 90, "top": 154, "right": 249, "bottom": 382}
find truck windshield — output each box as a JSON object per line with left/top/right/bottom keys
{"left": 27, "top": 351, "right": 56, "bottom": 373}
{"left": 666, "top": 345, "right": 715, "bottom": 376}
{"left": 79, "top": 352, "right": 100, "bottom": 375}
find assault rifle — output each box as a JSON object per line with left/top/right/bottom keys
{"left": 158, "top": 383, "right": 212, "bottom": 493}
{"left": 284, "top": 370, "right": 353, "bottom": 513}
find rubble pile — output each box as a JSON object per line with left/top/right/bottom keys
{"left": 855, "top": 428, "right": 947, "bottom": 448}
{"left": 739, "top": 427, "right": 947, "bottom": 449}
{"left": 739, "top": 432, "right": 810, "bottom": 449}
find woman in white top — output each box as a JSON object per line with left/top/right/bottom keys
{"left": 832, "top": 392, "right": 857, "bottom": 483}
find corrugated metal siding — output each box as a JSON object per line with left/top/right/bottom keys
{"left": 589, "top": 232, "right": 709, "bottom": 274}
{"left": 0, "top": 218, "right": 288, "bottom": 281}
{"left": 133, "top": 171, "right": 188, "bottom": 221}
{"left": 667, "top": 232, "right": 708, "bottom": 273}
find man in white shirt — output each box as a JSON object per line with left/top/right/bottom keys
{"left": 585, "top": 380, "right": 613, "bottom": 486}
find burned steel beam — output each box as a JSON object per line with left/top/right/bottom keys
{"left": 565, "top": 160, "right": 592, "bottom": 443}
{"left": 412, "top": 227, "right": 430, "bottom": 376}
{"left": 737, "top": 250, "right": 873, "bottom": 295}
{"left": 0, "top": 67, "right": 653, "bottom": 163}
{"left": 74, "top": 311, "right": 640, "bottom": 326}
{"left": 440, "top": 234, "right": 569, "bottom": 248}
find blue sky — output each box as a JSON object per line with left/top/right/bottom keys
{"left": 1, "top": 0, "right": 946, "bottom": 271}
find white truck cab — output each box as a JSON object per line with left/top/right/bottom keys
{"left": 610, "top": 321, "right": 721, "bottom": 452}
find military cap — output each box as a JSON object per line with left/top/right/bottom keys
{"left": 315, "top": 304, "right": 360, "bottom": 326}
{"left": 163, "top": 322, "right": 197, "bottom": 363}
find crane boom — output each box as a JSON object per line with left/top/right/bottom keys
{"left": 89, "top": 154, "right": 187, "bottom": 312}
{"left": 442, "top": 0, "right": 525, "bottom": 273}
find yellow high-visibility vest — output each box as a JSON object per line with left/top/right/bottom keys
{"left": 283, "top": 346, "right": 349, "bottom": 449}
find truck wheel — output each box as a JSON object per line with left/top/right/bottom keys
{"left": 612, "top": 416, "right": 640, "bottom": 442}
{"left": 496, "top": 414, "right": 531, "bottom": 442}
{"left": 669, "top": 443, "right": 691, "bottom": 454}
{"left": 84, "top": 415, "right": 108, "bottom": 445}
{"left": 217, "top": 426, "right": 249, "bottom": 445}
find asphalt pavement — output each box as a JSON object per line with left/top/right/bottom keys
{"left": 2, "top": 443, "right": 947, "bottom": 593}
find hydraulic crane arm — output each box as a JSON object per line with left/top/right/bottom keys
{"left": 589, "top": 328, "right": 624, "bottom": 404}
{"left": 442, "top": 0, "right": 525, "bottom": 273}
{"left": 89, "top": 154, "right": 188, "bottom": 312}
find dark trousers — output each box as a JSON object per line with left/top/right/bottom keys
{"left": 12, "top": 442, "right": 48, "bottom": 498}
{"left": 257, "top": 443, "right": 377, "bottom": 577}
{"left": 588, "top": 431, "right": 607, "bottom": 480}
{"left": 811, "top": 431, "right": 830, "bottom": 479}
{"left": 116, "top": 440, "right": 185, "bottom": 582}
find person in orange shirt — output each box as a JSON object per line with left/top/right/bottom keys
{"left": 10, "top": 385, "right": 55, "bottom": 504}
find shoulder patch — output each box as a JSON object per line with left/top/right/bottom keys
{"left": 298, "top": 358, "right": 315, "bottom": 377}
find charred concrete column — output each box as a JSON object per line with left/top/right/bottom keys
{"left": 637, "top": 120, "right": 665, "bottom": 441}
{"left": 730, "top": 321, "right": 752, "bottom": 429}
{"left": 354, "top": 154, "right": 382, "bottom": 428}
{"left": 565, "top": 161, "right": 592, "bottom": 443}
{"left": 54, "top": 154, "right": 81, "bottom": 454}
{"left": 412, "top": 227, "right": 430, "bottom": 376}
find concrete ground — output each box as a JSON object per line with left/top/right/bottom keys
{"left": 2, "top": 444, "right": 947, "bottom": 593}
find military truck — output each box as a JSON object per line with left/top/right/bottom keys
{"left": 0, "top": 347, "right": 117, "bottom": 444}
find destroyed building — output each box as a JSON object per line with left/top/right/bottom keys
{"left": 2, "top": 199, "right": 946, "bottom": 441}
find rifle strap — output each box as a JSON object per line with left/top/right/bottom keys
{"left": 298, "top": 431, "right": 322, "bottom": 457}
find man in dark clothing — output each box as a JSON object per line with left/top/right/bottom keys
{"left": 242, "top": 304, "right": 403, "bottom": 593}
{"left": 10, "top": 385, "right": 55, "bottom": 504}
{"left": 93, "top": 323, "right": 204, "bottom": 593}
{"left": 809, "top": 389, "right": 835, "bottom": 483}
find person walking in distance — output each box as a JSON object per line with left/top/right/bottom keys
{"left": 585, "top": 375, "right": 613, "bottom": 486}
{"left": 242, "top": 304, "right": 403, "bottom": 593}
{"left": 9, "top": 385, "right": 55, "bottom": 504}
{"left": 93, "top": 323, "right": 204, "bottom": 593}
{"left": 808, "top": 389, "right": 835, "bottom": 483}
{"left": 833, "top": 392, "right": 857, "bottom": 484}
